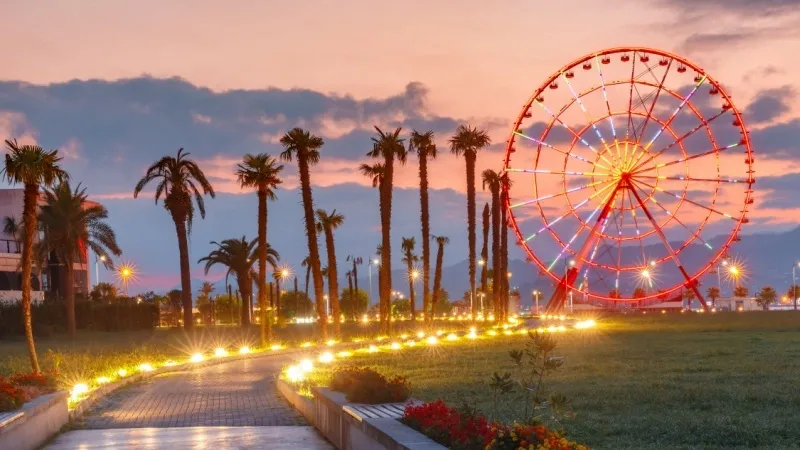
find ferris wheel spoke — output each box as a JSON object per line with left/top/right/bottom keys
{"left": 522, "top": 180, "right": 618, "bottom": 242}
{"left": 635, "top": 175, "right": 745, "bottom": 184}
{"left": 506, "top": 168, "right": 611, "bottom": 177}
{"left": 512, "top": 131, "right": 613, "bottom": 172}
{"left": 561, "top": 70, "right": 614, "bottom": 162}
{"left": 634, "top": 178, "right": 740, "bottom": 220}
{"left": 624, "top": 51, "right": 638, "bottom": 144}
{"left": 633, "top": 141, "right": 744, "bottom": 174}
{"left": 594, "top": 56, "right": 617, "bottom": 141}
{"left": 629, "top": 179, "right": 717, "bottom": 252}
{"left": 625, "top": 188, "right": 650, "bottom": 269}
{"left": 627, "top": 183, "right": 709, "bottom": 309}
{"left": 510, "top": 178, "right": 614, "bottom": 209}
{"left": 634, "top": 59, "right": 673, "bottom": 155}
{"left": 532, "top": 99, "right": 616, "bottom": 168}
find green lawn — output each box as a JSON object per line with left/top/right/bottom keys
{"left": 302, "top": 312, "right": 800, "bottom": 450}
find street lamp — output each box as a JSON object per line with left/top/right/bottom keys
{"left": 792, "top": 262, "right": 800, "bottom": 311}
{"left": 324, "top": 294, "right": 330, "bottom": 316}
{"left": 117, "top": 263, "right": 135, "bottom": 296}
{"left": 369, "top": 258, "right": 379, "bottom": 306}
{"left": 95, "top": 255, "right": 107, "bottom": 287}
{"left": 532, "top": 290, "right": 540, "bottom": 315}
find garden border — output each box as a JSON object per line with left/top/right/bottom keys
{"left": 0, "top": 391, "right": 68, "bottom": 450}
{"left": 277, "top": 378, "right": 446, "bottom": 450}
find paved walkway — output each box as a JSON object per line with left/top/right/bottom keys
{"left": 49, "top": 354, "right": 333, "bottom": 449}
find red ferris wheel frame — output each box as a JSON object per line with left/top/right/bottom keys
{"left": 502, "top": 47, "right": 755, "bottom": 308}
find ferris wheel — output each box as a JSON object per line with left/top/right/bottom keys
{"left": 502, "top": 47, "right": 754, "bottom": 312}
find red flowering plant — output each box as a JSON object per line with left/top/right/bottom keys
{"left": 0, "top": 378, "right": 27, "bottom": 412}
{"left": 329, "top": 366, "right": 410, "bottom": 404}
{"left": 10, "top": 371, "right": 59, "bottom": 402}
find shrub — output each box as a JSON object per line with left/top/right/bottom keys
{"left": 0, "top": 378, "right": 27, "bottom": 412}
{"left": 329, "top": 366, "right": 410, "bottom": 404}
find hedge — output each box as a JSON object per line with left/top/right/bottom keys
{"left": 0, "top": 302, "right": 159, "bottom": 338}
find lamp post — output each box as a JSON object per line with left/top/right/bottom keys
{"left": 369, "top": 258, "right": 379, "bottom": 306}
{"left": 717, "top": 259, "right": 728, "bottom": 297}
{"left": 532, "top": 290, "right": 540, "bottom": 315}
{"left": 118, "top": 265, "right": 133, "bottom": 296}
{"left": 94, "top": 254, "right": 107, "bottom": 287}
{"left": 324, "top": 294, "right": 330, "bottom": 316}
{"left": 793, "top": 262, "right": 799, "bottom": 311}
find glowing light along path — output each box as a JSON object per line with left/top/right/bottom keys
{"left": 546, "top": 186, "right": 618, "bottom": 272}
{"left": 634, "top": 179, "right": 740, "bottom": 220}
{"left": 524, "top": 181, "right": 617, "bottom": 243}
{"left": 513, "top": 131, "right": 611, "bottom": 171}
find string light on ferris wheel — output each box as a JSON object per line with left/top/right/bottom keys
{"left": 503, "top": 47, "right": 754, "bottom": 311}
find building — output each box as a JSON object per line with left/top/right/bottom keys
{"left": 0, "top": 189, "right": 92, "bottom": 304}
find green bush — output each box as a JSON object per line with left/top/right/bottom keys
{"left": 0, "top": 302, "right": 159, "bottom": 338}
{"left": 330, "top": 366, "right": 410, "bottom": 404}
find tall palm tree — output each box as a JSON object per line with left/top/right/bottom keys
{"left": 3, "top": 216, "right": 19, "bottom": 240}
{"left": 198, "top": 237, "right": 278, "bottom": 326}
{"left": 367, "top": 127, "right": 407, "bottom": 333}
{"left": 450, "top": 125, "right": 491, "bottom": 321}
{"left": 480, "top": 202, "right": 489, "bottom": 314}
{"left": 236, "top": 153, "right": 283, "bottom": 344}
{"left": 401, "top": 237, "right": 418, "bottom": 321}
{"left": 134, "top": 148, "right": 215, "bottom": 329}
{"left": 199, "top": 281, "right": 215, "bottom": 299}
{"left": 500, "top": 173, "right": 511, "bottom": 321}
{"left": 346, "top": 255, "right": 362, "bottom": 304}
{"left": 37, "top": 181, "right": 122, "bottom": 337}
{"left": 301, "top": 256, "right": 311, "bottom": 314}
{"left": 431, "top": 235, "right": 449, "bottom": 321}
{"left": 409, "top": 130, "right": 437, "bottom": 322}
{"left": 482, "top": 169, "right": 502, "bottom": 318}
{"left": 3, "top": 139, "right": 68, "bottom": 373}
{"left": 280, "top": 128, "right": 327, "bottom": 339}
{"left": 316, "top": 209, "right": 345, "bottom": 337}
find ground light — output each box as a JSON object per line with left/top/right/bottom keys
{"left": 190, "top": 353, "right": 204, "bottom": 363}
{"left": 71, "top": 383, "right": 89, "bottom": 401}
{"left": 214, "top": 348, "right": 228, "bottom": 357}
{"left": 138, "top": 363, "right": 154, "bottom": 372}
{"left": 239, "top": 346, "right": 251, "bottom": 355}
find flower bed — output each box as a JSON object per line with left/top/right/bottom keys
{"left": 329, "top": 366, "right": 410, "bottom": 404}
{"left": 0, "top": 372, "right": 58, "bottom": 412}
{"left": 402, "top": 400, "right": 588, "bottom": 450}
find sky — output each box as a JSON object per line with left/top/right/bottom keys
{"left": 1, "top": 0, "right": 799, "bottom": 294}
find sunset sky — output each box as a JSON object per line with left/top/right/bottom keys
{"left": 2, "top": 0, "right": 799, "bottom": 293}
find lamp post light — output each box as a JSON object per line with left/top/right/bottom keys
{"left": 118, "top": 265, "right": 133, "bottom": 296}
{"left": 532, "top": 290, "right": 540, "bottom": 315}
{"left": 95, "top": 254, "right": 107, "bottom": 287}
{"left": 716, "top": 259, "right": 729, "bottom": 297}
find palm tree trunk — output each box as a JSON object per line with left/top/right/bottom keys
{"left": 65, "top": 253, "right": 76, "bottom": 338}
{"left": 407, "top": 257, "right": 416, "bottom": 321}
{"left": 481, "top": 202, "right": 489, "bottom": 315}
{"left": 491, "top": 186, "right": 501, "bottom": 318}
{"left": 257, "top": 188, "right": 270, "bottom": 345}
{"left": 431, "top": 241, "right": 445, "bottom": 322}
{"left": 173, "top": 217, "right": 195, "bottom": 329}
{"left": 21, "top": 184, "right": 40, "bottom": 373}
{"left": 466, "top": 153, "right": 477, "bottom": 321}
{"left": 381, "top": 154, "right": 394, "bottom": 334}
{"left": 419, "top": 155, "right": 431, "bottom": 323}
{"left": 352, "top": 260, "right": 359, "bottom": 303}
{"left": 324, "top": 228, "right": 341, "bottom": 337}
{"left": 500, "top": 177, "right": 509, "bottom": 321}
{"left": 347, "top": 272, "right": 354, "bottom": 320}
{"left": 276, "top": 278, "right": 281, "bottom": 318}
{"left": 298, "top": 156, "right": 327, "bottom": 339}
{"left": 304, "top": 264, "right": 311, "bottom": 317}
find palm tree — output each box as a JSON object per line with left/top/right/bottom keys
{"left": 431, "top": 235, "right": 449, "bottom": 321}
{"left": 198, "top": 237, "right": 278, "bottom": 326}
{"left": 316, "top": 209, "right": 345, "bottom": 337}
{"left": 37, "top": 181, "right": 122, "bottom": 337}
{"left": 450, "top": 125, "right": 491, "bottom": 321}
{"left": 280, "top": 128, "right": 327, "bottom": 338}
{"left": 236, "top": 153, "right": 283, "bottom": 344}
{"left": 756, "top": 286, "right": 777, "bottom": 311}
{"left": 134, "top": 148, "right": 215, "bottom": 329}
{"left": 706, "top": 286, "right": 721, "bottom": 308}
{"left": 3, "top": 216, "right": 19, "bottom": 240}
{"left": 401, "top": 237, "right": 418, "bottom": 321}
{"left": 409, "top": 130, "right": 437, "bottom": 322}
{"left": 367, "top": 127, "right": 407, "bottom": 333}
{"left": 3, "top": 139, "right": 68, "bottom": 373}
{"left": 500, "top": 173, "right": 511, "bottom": 321}
{"left": 480, "top": 203, "right": 489, "bottom": 314}
{"left": 301, "top": 256, "right": 311, "bottom": 315}
{"left": 346, "top": 255, "right": 362, "bottom": 306}
{"left": 199, "top": 281, "right": 215, "bottom": 299}
{"left": 482, "top": 169, "right": 502, "bottom": 317}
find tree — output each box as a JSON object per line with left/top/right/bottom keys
{"left": 301, "top": 256, "right": 312, "bottom": 305}
{"left": 755, "top": 286, "right": 777, "bottom": 311}
{"left": 409, "top": 130, "right": 437, "bottom": 322}
{"left": 367, "top": 127, "right": 407, "bottom": 333}
{"left": 341, "top": 287, "right": 369, "bottom": 320}
{"left": 3, "top": 139, "right": 68, "bottom": 373}
{"left": 785, "top": 285, "right": 800, "bottom": 309}
{"left": 432, "top": 289, "right": 452, "bottom": 315}
{"left": 280, "top": 128, "right": 327, "bottom": 339}
{"left": 236, "top": 153, "right": 283, "bottom": 345}
{"left": 450, "top": 125, "right": 491, "bottom": 321}
{"left": 632, "top": 287, "right": 646, "bottom": 299}
{"left": 500, "top": 173, "right": 511, "bottom": 321}
{"left": 733, "top": 286, "right": 749, "bottom": 297}
{"left": 401, "top": 237, "right": 418, "bottom": 321}
{"left": 482, "top": 169, "right": 502, "bottom": 318}
{"left": 3, "top": 216, "right": 19, "bottom": 241}
{"left": 90, "top": 282, "right": 118, "bottom": 304}
{"left": 37, "top": 181, "right": 122, "bottom": 337}
{"left": 279, "top": 290, "right": 313, "bottom": 320}
{"left": 480, "top": 202, "right": 489, "bottom": 314}
{"left": 134, "top": 148, "right": 215, "bottom": 329}
{"left": 199, "top": 281, "right": 215, "bottom": 300}
{"left": 683, "top": 288, "right": 696, "bottom": 308}
{"left": 392, "top": 297, "right": 411, "bottom": 316}
{"left": 346, "top": 255, "right": 362, "bottom": 309}
{"left": 706, "top": 286, "right": 721, "bottom": 307}
{"left": 198, "top": 237, "right": 276, "bottom": 327}
{"left": 316, "top": 209, "right": 345, "bottom": 337}
{"left": 166, "top": 289, "right": 183, "bottom": 326}
{"left": 431, "top": 235, "right": 449, "bottom": 321}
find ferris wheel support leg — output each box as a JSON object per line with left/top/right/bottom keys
{"left": 627, "top": 181, "right": 710, "bottom": 311}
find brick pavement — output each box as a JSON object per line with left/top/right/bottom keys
{"left": 77, "top": 354, "right": 308, "bottom": 429}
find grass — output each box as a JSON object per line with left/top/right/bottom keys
{"left": 298, "top": 312, "right": 800, "bottom": 450}
{"left": 0, "top": 319, "right": 468, "bottom": 391}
